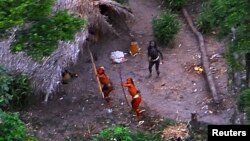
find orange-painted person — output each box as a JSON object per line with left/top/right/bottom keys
{"left": 96, "top": 66, "right": 114, "bottom": 106}
{"left": 121, "top": 78, "right": 142, "bottom": 120}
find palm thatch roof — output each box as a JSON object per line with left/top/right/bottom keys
{"left": 56, "top": 0, "right": 133, "bottom": 35}
{"left": 0, "top": 0, "right": 133, "bottom": 102}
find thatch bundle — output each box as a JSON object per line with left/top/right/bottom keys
{"left": 161, "top": 123, "right": 189, "bottom": 141}
{"left": 0, "top": 0, "right": 133, "bottom": 102}
{"left": 55, "top": 0, "right": 133, "bottom": 36}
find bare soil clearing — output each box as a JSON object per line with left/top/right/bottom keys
{"left": 20, "top": 0, "right": 235, "bottom": 140}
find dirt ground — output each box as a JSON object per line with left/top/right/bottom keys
{"left": 20, "top": 0, "right": 236, "bottom": 140}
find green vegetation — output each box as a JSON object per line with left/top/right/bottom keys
{"left": 94, "top": 125, "right": 162, "bottom": 141}
{"left": 238, "top": 89, "right": 250, "bottom": 121}
{"left": 12, "top": 10, "right": 86, "bottom": 61}
{"left": 9, "top": 73, "right": 32, "bottom": 108}
{"left": 197, "top": 0, "right": 250, "bottom": 61}
{"left": 197, "top": 0, "right": 249, "bottom": 37}
{"left": 0, "top": 66, "right": 13, "bottom": 107}
{"left": 114, "top": 0, "right": 128, "bottom": 4}
{"left": 189, "top": 124, "right": 208, "bottom": 141}
{"left": 164, "top": 0, "right": 187, "bottom": 10}
{"left": 152, "top": 10, "right": 180, "bottom": 47}
{"left": 0, "top": 0, "right": 54, "bottom": 37}
{"left": 95, "top": 126, "right": 133, "bottom": 141}
{"left": 0, "top": 111, "right": 26, "bottom": 141}
{"left": 94, "top": 118, "right": 207, "bottom": 141}
{"left": 0, "top": 65, "right": 32, "bottom": 109}
{"left": 0, "top": 65, "right": 37, "bottom": 140}
{"left": 0, "top": 110, "right": 38, "bottom": 141}
{"left": 0, "top": 0, "right": 86, "bottom": 61}
{"left": 197, "top": 0, "right": 250, "bottom": 121}
{"left": 0, "top": 111, "right": 27, "bottom": 140}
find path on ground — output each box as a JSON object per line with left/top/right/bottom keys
{"left": 21, "top": 0, "right": 235, "bottom": 140}
{"left": 116, "top": 0, "right": 234, "bottom": 124}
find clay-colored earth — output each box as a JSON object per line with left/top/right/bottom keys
{"left": 20, "top": 0, "right": 235, "bottom": 140}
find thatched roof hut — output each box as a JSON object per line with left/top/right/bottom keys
{"left": 0, "top": 0, "right": 133, "bottom": 102}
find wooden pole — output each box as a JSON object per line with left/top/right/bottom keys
{"left": 182, "top": 8, "right": 219, "bottom": 104}
{"left": 87, "top": 44, "right": 104, "bottom": 98}
{"left": 119, "top": 65, "right": 130, "bottom": 107}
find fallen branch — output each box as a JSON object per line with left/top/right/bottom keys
{"left": 182, "top": 8, "right": 219, "bottom": 104}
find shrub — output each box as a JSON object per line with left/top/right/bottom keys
{"left": 237, "top": 89, "right": 250, "bottom": 122}
{"left": 94, "top": 126, "right": 162, "bottom": 141}
{"left": 0, "top": 111, "right": 27, "bottom": 141}
{"left": 0, "top": 65, "right": 32, "bottom": 109}
{"left": 164, "top": 0, "right": 187, "bottom": 10}
{"left": 238, "top": 89, "right": 250, "bottom": 112}
{"left": 94, "top": 119, "right": 176, "bottom": 141}
{"left": 196, "top": 2, "right": 215, "bottom": 33}
{"left": 0, "top": 66, "right": 14, "bottom": 107}
{"left": 95, "top": 126, "right": 132, "bottom": 141}
{"left": 152, "top": 11, "right": 180, "bottom": 47}
{"left": 197, "top": 0, "right": 249, "bottom": 36}
{"left": 9, "top": 74, "right": 32, "bottom": 108}
{"left": 197, "top": 0, "right": 250, "bottom": 71}
{"left": 224, "top": 50, "right": 244, "bottom": 71}
{"left": 230, "top": 23, "right": 250, "bottom": 53}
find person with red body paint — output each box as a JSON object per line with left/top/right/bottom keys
{"left": 121, "top": 78, "right": 142, "bottom": 120}
{"left": 96, "top": 66, "right": 114, "bottom": 106}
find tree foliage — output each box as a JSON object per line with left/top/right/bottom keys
{"left": 197, "top": 0, "right": 249, "bottom": 37}
{"left": 0, "top": 0, "right": 86, "bottom": 62}
{"left": 0, "top": 0, "right": 53, "bottom": 37}
{"left": 196, "top": 0, "right": 250, "bottom": 124}
{"left": 12, "top": 10, "right": 86, "bottom": 61}
{"left": 197, "top": 0, "right": 250, "bottom": 50}
{"left": 197, "top": 0, "right": 250, "bottom": 70}
{"left": 152, "top": 10, "right": 180, "bottom": 47}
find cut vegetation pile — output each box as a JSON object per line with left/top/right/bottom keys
{"left": 162, "top": 123, "right": 189, "bottom": 141}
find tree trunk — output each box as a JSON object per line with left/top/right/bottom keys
{"left": 190, "top": 112, "right": 199, "bottom": 129}
{"left": 182, "top": 8, "right": 219, "bottom": 104}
